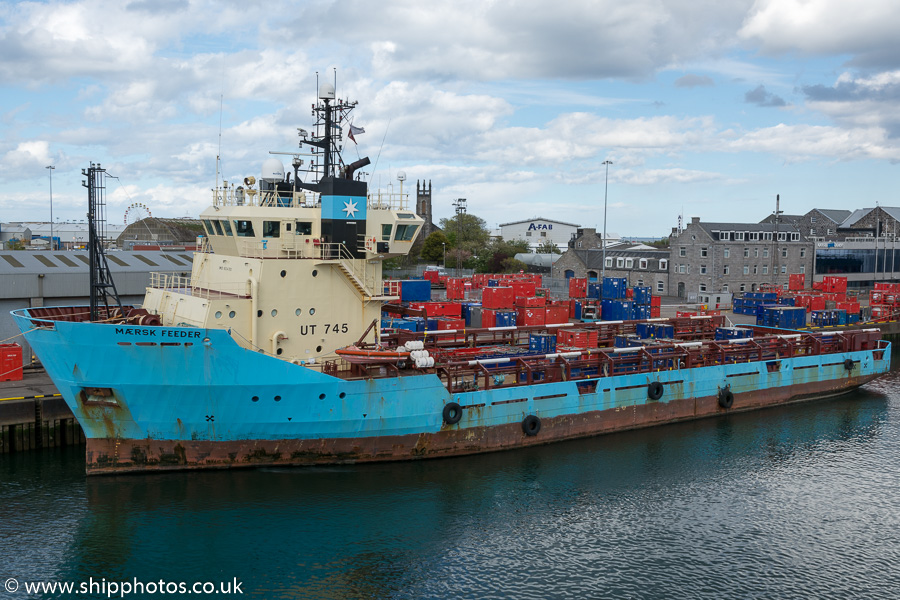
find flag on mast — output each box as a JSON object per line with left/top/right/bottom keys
{"left": 348, "top": 124, "right": 365, "bottom": 144}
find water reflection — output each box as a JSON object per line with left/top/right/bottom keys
{"left": 1, "top": 379, "right": 897, "bottom": 599}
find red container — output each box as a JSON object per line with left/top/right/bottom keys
{"left": 481, "top": 308, "right": 497, "bottom": 328}
{"left": 515, "top": 296, "right": 546, "bottom": 308}
{"left": 650, "top": 296, "right": 661, "bottom": 307}
{"left": 445, "top": 278, "right": 466, "bottom": 300}
{"left": 812, "top": 281, "right": 824, "bottom": 291}
{"left": 517, "top": 307, "right": 546, "bottom": 326}
{"left": 809, "top": 296, "right": 826, "bottom": 311}
{"left": 837, "top": 301, "right": 861, "bottom": 314}
{"left": 558, "top": 328, "right": 599, "bottom": 348}
{"left": 650, "top": 306, "right": 661, "bottom": 318}
{"left": 437, "top": 317, "right": 465, "bottom": 330}
{"left": 545, "top": 306, "right": 569, "bottom": 325}
{"left": 511, "top": 281, "right": 537, "bottom": 298}
{"left": 1, "top": 343, "right": 23, "bottom": 382}
{"left": 625, "top": 287, "right": 634, "bottom": 299}
{"left": 568, "top": 278, "right": 587, "bottom": 299}
{"left": 789, "top": 273, "right": 805, "bottom": 290}
{"left": 482, "top": 286, "right": 514, "bottom": 309}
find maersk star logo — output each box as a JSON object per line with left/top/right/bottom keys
{"left": 342, "top": 199, "right": 359, "bottom": 218}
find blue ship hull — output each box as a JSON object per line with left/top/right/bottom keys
{"left": 12, "top": 310, "right": 892, "bottom": 474}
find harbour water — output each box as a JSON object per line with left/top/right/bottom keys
{"left": 3, "top": 369, "right": 900, "bottom": 599}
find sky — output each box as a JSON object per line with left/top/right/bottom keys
{"left": 2, "top": 0, "right": 900, "bottom": 239}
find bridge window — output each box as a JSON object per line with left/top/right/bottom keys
{"left": 234, "top": 220, "right": 255, "bottom": 237}
{"left": 263, "top": 221, "right": 281, "bottom": 238}
{"left": 382, "top": 224, "right": 393, "bottom": 241}
{"left": 221, "top": 220, "right": 233, "bottom": 236}
{"left": 212, "top": 220, "right": 224, "bottom": 236}
{"left": 202, "top": 219, "right": 215, "bottom": 235}
{"left": 395, "top": 224, "right": 419, "bottom": 241}
{"left": 295, "top": 221, "right": 313, "bottom": 235}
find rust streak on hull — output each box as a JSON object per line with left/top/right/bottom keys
{"left": 84, "top": 374, "right": 879, "bottom": 475}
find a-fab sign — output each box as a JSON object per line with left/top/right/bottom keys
{"left": 528, "top": 223, "right": 552, "bottom": 231}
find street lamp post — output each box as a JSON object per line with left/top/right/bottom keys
{"left": 46, "top": 165, "right": 55, "bottom": 250}
{"left": 601, "top": 160, "right": 612, "bottom": 279}
{"left": 442, "top": 242, "right": 446, "bottom": 268}
{"left": 452, "top": 198, "right": 467, "bottom": 278}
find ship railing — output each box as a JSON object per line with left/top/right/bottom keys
{"left": 213, "top": 183, "right": 319, "bottom": 209}
{"left": 149, "top": 272, "right": 250, "bottom": 299}
{"left": 317, "top": 243, "right": 378, "bottom": 295}
{"left": 367, "top": 189, "right": 410, "bottom": 211}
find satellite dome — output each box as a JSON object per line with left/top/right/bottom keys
{"left": 261, "top": 158, "right": 285, "bottom": 182}
{"left": 319, "top": 82, "right": 335, "bottom": 100}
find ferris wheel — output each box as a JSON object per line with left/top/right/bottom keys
{"left": 124, "top": 202, "right": 152, "bottom": 225}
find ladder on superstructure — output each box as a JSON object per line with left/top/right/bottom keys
{"left": 82, "top": 163, "right": 123, "bottom": 321}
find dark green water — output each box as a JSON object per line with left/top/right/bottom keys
{"left": 3, "top": 371, "right": 900, "bottom": 599}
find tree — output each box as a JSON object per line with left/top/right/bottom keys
{"left": 535, "top": 239, "right": 562, "bottom": 254}
{"left": 500, "top": 257, "right": 528, "bottom": 273}
{"left": 5, "top": 239, "right": 24, "bottom": 250}
{"left": 420, "top": 231, "right": 450, "bottom": 262}
{"left": 477, "top": 238, "right": 531, "bottom": 273}
{"left": 438, "top": 213, "right": 490, "bottom": 253}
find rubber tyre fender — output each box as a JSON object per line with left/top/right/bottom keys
{"left": 522, "top": 415, "right": 542, "bottom": 436}
{"left": 718, "top": 387, "right": 734, "bottom": 409}
{"left": 442, "top": 402, "right": 462, "bottom": 425}
{"left": 844, "top": 358, "right": 854, "bottom": 371}
{"left": 647, "top": 381, "right": 664, "bottom": 400}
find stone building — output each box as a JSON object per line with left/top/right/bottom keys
{"left": 668, "top": 217, "right": 814, "bottom": 300}
{"left": 566, "top": 227, "right": 622, "bottom": 251}
{"left": 760, "top": 208, "right": 852, "bottom": 240}
{"left": 415, "top": 180, "right": 439, "bottom": 238}
{"left": 838, "top": 206, "right": 900, "bottom": 238}
{"left": 552, "top": 243, "right": 670, "bottom": 295}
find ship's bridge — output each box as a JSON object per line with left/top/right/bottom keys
{"left": 199, "top": 180, "right": 424, "bottom": 260}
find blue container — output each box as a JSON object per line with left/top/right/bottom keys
{"left": 587, "top": 283, "right": 602, "bottom": 299}
{"left": 407, "top": 316, "right": 427, "bottom": 332}
{"left": 636, "top": 323, "right": 654, "bottom": 338}
{"left": 495, "top": 311, "right": 517, "bottom": 327}
{"left": 779, "top": 297, "right": 796, "bottom": 307}
{"left": 654, "top": 324, "right": 675, "bottom": 339}
{"left": 633, "top": 304, "right": 651, "bottom": 320}
{"left": 633, "top": 286, "right": 652, "bottom": 305}
{"left": 426, "top": 318, "right": 439, "bottom": 331}
{"left": 488, "top": 279, "right": 500, "bottom": 287}
{"left": 385, "top": 318, "right": 419, "bottom": 332}
{"left": 400, "top": 279, "right": 431, "bottom": 302}
{"left": 614, "top": 335, "right": 642, "bottom": 348}
{"left": 602, "top": 299, "right": 634, "bottom": 321}
{"left": 848, "top": 313, "right": 860, "bottom": 324}
{"left": 529, "top": 333, "right": 557, "bottom": 354}
{"left": 573, "top": 301, "right": 582, "bottom": 320}
{"left": 602, "top": 277, "right": 627, "bottom": 300}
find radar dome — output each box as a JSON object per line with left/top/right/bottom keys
{"left": 319, "top": 82, "right": 335, "bottom": 100}
{"left": 397, "top": 171, "right": 407, "bottom": 181}
{"left": 261, "top": 158, "right": 285, "bottom": 182}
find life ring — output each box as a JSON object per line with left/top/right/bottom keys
{"left": 718, "top": 386, "right": 734, "bottom": 409}
{"left": 648, "top": 381, "right": 664, "bottom": 401}
{"left": 442, "top": 402, "right": 462, "bottom": 425}
{"left": 844, "top": 358, "right": 854, "bottom": 371}
{"left": 522, "top": 415, "right": 541, "bottom": 436}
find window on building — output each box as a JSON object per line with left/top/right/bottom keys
{"left": 720, "top": 232, "right": 730, "bottom": 241}
{"left": 540, "top": 231, "right": 547, "bottom": 237}
{"left": 639, "top": 258, "right": 648, "bottom": 269}
{"left": 781, "top": 248, "right": 788, "bottom": 258}
{"left": 754, "top": 248, "right": 759, "bottom": 258}
{"left": 722, "top": 284, "right": 729, "bottom": 292}
{"left": 750, "top": 232, "right": 760, "bottom": 241}
{"left": 724, "top": 248, "right": 730, "bottom": 258}
{"left": 577, "top": 241, "right": 582, "bottom": 248}
{"left": 679, "top": 247, "right": 686, "bottom": 257}
{"left": 763, "top": 248, "right": 769, "bottom": 258}
{"left": 659, "top": 259, "right": 668, "bottom": 270}
{"left": 800, "top": 248, "right": 806, "bottom": 258}
{"left": 740, "top": 284, "right": 746, "bottom": 292}
{"left": 777, "top": 232, "right": 787, "bottom": 241}
{"left": 617, "top": 257, "right": 625, "bottom": 268}
{"left": 810, "top": 229, "right": 816, "bottom": 235}
{"left": 733, "top": 232, "right": 743, "bottom": 241}
{"left": 790, "top": 232, "right": 800, "bottom": 241}
{"left": 637, "top": 278, "right": 644, "bottom": 286}
{"left": 800, "top": 266, "right": 805, "bottom": 274}
{"left": 743, "top": 265, "right": 749, "bottom": 275}
{"left": 723, "top": 265, "right": 730, "bottom": 275}
{"left": 699, "top": 283, "right": 707, "bottom": 292}
{"left": 526, "top": 231, "right": 532, "bottom": 237}
{"left": 700, "top": 247, "right": 708, "bottom": 257}
{"left": 763, "top": 265, "right": 769, "bottom": 275}
{"left": 753, "top": 265, "right": 758, "bottom": 274}
{"left": 811, "top": 216, "right": 817, "bottom": 224}
{"left": 827, "top": 228, "right": 834, "bottom": 235}
{"left": 679, "top": 265, "right": 685, "bottom": 274}
{"left": 781, "top": 265, "right": 787, "bottom": 274}
{"left": 700, "top": 264, "right": 707, "bottom": 274}
{"left": 657, "top": 281, "right": 665, "bottom": 293}
{"left": 744, "top": 248, "right": 750, "bottom": 258}
{"left": 606, "top": 257, "right": 613, "bottom": 268}
{"left": 763, "top": 232, "right": 773, "bottom": 241}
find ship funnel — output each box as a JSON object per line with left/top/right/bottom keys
{"left": 344, "top": 156, "right": 370, "bottom": 180}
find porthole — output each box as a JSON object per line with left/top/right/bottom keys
{"left": 309, "top": 308, "right": 316, "bottom": 316}
{"left": 215, "top": 311, "right": 222, "bottom": 319}
{"left": 280, "top": 270, "right": 287, "bottom": 278}
{"left": 295, "top": 308, "right": 302, "bottom": 316}
{"left": 251, "top": 396, "right": 259, "bottom": 402}
{"left": 257, "top": 310, "right": 263, "bottom": 318}
{"left": 316, "top": 345, "right": 322, "bottom": 352}
{"left": 228, "top": 310, "right": 236, "bottom": 318}
{"left": 276, "top": 348, "right": 283, "bottom": 355}
{"left": 274, "top": 395, "right": 281, "bottom": 402}
{"left": 339, "top": 392, "right": 346, "bottom": 399}
{"left": 271, "top": 309, "right": 278, "bottom": 317}
{"left": 312, "top": 269, "right": 318, "bottom": 277}
{"left": 319, "top": 393, "right": 325, "bottom": 400}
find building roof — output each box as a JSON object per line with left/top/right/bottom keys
{"left": 569, "top": 247, "right": 669, "bottom": 269}
{"left": 499, "top": 217, "right": 581, "bottom": 228}
{"left": 814, "top": 209, "right": 852, "bottom": 224}
{"left": 839, "top": 208, "right": 873, "bottom": 228}
{"left": 696, "top": 221, "right": 801, "bottom": 237}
